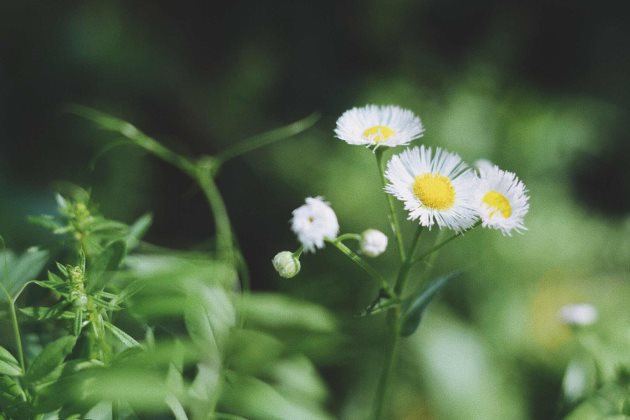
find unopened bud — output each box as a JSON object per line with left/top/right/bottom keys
{"left": 272, "top": 251, "right": 301, "bottom": 278}
{"left": 360, "top": 229, "right": 388, "bottom": 257}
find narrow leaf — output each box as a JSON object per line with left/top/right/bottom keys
{"left": 104, "top": 322, "right": 140, "bottom": 348}
{"left": 400, "top": 271, "right": 460, "bottom": 337}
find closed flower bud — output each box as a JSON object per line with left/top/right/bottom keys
{"left": 272, "top": 251, "right": 301, "bottom": 278}
{"left": 360, "top": 229, "right": 388, "bottom": 257}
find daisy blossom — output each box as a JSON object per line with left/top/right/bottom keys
{"left": 335, "top": 105, "right": 424, "bottom": 148}
{"left": 475, "top": 165, "right": 529, "bottom": 235}
{"left": 385, "top": 146, "right": 478, "bottom": 231}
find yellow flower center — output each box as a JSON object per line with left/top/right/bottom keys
{"left": 413, "top": 173, "right": 456, "bottom": 210}
{"left": 482, "top": 191, "right": 512, "bottom": 219}
{"left": 362, "top": 125, "right": 395, "bottom": 143}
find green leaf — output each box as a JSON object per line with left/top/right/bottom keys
{"left": 0, "top": 375, "right": 26, "bottom": 415}
{"left": 241, "top": 293, "right": 337, "bottom": 333}
{"left": 360, "top": 289, "right": 401, "bottom": 317}
{"left": 19, "top": 304, "right": 74, "bottom": 321}
{"left": 126, "top": 213, "right": 153, "bottom": 250}
{"left": 220, "top": 372, "right": 332, "bottom": 420}
{"left": 400, "top": 271, "right": 460, "bottom": 337}
{"left": 0, "top": 248, "right": 49, "bottom": 303}
{"left": 26, "top": 336, "right": 76, "bottom": 384}
{"left": 0, "top": 345, "right": 22, "bottom": 376}
{"left": 87, "top": 240, "right": 126, "bottom": 291}
{"left": 104, "top": 322, "right": 140, "bottom": 348}
{"left": 184, "top": 284, "right": 235, "bottom": 356}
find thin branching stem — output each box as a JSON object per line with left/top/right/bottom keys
{"left": 411, "top": 221, "right": 481, "bottom": 266}
{"left": 327, "top": 239, "right": 395, "bottom": 297}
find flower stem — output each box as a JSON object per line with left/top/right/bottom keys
{"left": 373, "top": 315, "right": 400, "bottom": 420}
{"left": 195, "top": 159, "right": 235, "bottom": 262}
{"left": 375, "top": 150, "right": 406, "bottom": 262}
{"left": 8, "top": 299, "right": 25, "bottom": 373}
{"left": 327, "top": 239, "right": 395, "bottom": 297}
{"left": 336, "top": 233, "right": 362, "bottom": 242}
{"left": 373, "top": 225, "right": 423, "bottom": 419}
{"left": 411, "top": 221, "right": 481, "bottom": 266}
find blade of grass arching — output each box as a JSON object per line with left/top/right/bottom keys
{"left": 66, "top": 105, "right": 197, "bottom": 176}
{"left": 215, "top": 112, "right": 320, "bottom": 165}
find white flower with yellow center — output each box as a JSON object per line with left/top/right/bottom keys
{"left": 385, "top": 146, "right": 478, "bottom": 231}
{"left": 291, "top": 197, "right": 340, "bottom": 252}
{"left": 334, "top": 105, "right": 424, "bottom": 148}
{"left": 475, "top": 164, "right": 529, "bottom": 236}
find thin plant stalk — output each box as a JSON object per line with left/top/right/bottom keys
{"left": 8, "top": 299, "right": 26, "bottom": 372}
{"left": 373, "top": 225, "right": 423, "bottom": 419}
{"left": 327, "top": 239, "right": 395, "bottom": 297}
{"left": 412, "top": 221, "right": 481, "bottom": 266}
{"left": 375, "top": 150, "right": 406, "bottom": 262}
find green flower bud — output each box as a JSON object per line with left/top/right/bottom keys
{"left": 272, "top": 251, "right": 301, "bottom": 278}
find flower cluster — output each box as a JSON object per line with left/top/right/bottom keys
{"left": 272, "top": 104, "right": 529, "bottom": 278}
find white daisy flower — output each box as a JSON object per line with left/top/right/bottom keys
{"left": 334, "top": 105, "right": 424, "bottom": 148}
{"left": 475, "top": 164, "right": 529, "bottom": 236}
{"left": 360, "top": 229, "right": 388, "bottom": 257}
{"left": 291, "top": 197, "right": 340, "bottom": 252}
{"left": 385, "top": 146, "right": 478, "bottom": 231}
{"left": 560, "top": 303, "right": 598, "bottom": 326}
{"left": 473, "top": 158, "right": 494, "bottom": 173}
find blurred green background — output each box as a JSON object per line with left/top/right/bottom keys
{"left": 2, "top": 1, "right": 630, "bottom": 419}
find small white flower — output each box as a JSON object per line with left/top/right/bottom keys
{"left": 272, "top": 251, "right": 301, "bottom": 278}
{"left": 291, "top": 197, "right": 340, "bottom": 252}
{"left": 475, "top": 164, "right": 529, "bottom": 236}
{"left": 560, "top": 303, "right": 598, "bottom": 326}
{"left": 334, "top": 105, "right": 424, "bottom": 148}
{"left": 385, "top": 146, "right": 478, "bottom": 231}
{"left": 360, "top": 229, "right": 388, "bottom": 257}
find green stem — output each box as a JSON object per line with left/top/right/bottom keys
{"left": 215, "top": 113, "right": 320, "bottom": 165}
{"left": 292, "top": 245, "right": 304, "bottom": 258}
{"left": 411, "top": 221, "right": 481, "bottom": 266}
{"left": 336, "top": 233, "right": 362, "bottom": 242}
{"left": 374, "top": 226, "right": 423, "bottom": 419}
{"left": 8, "top": 300, "right": 25, "bottom": 372}
{"left": 373, "top": 317, "right": 400, "bottom": 420}
{"left": 327, "top": 239, "right": 395, "bottom": 297}
{"left": 375, "top": 150, "right": 405, "bottom": 262}
{"left": 394, "top": 226, "right": 423, "bottom": 296}
{"left": 195, "top": 161, "right": 234, "bottom": 262}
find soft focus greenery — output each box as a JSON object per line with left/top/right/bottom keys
{"left": 2, "top": 1, "right": 630, "bottom": 419}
